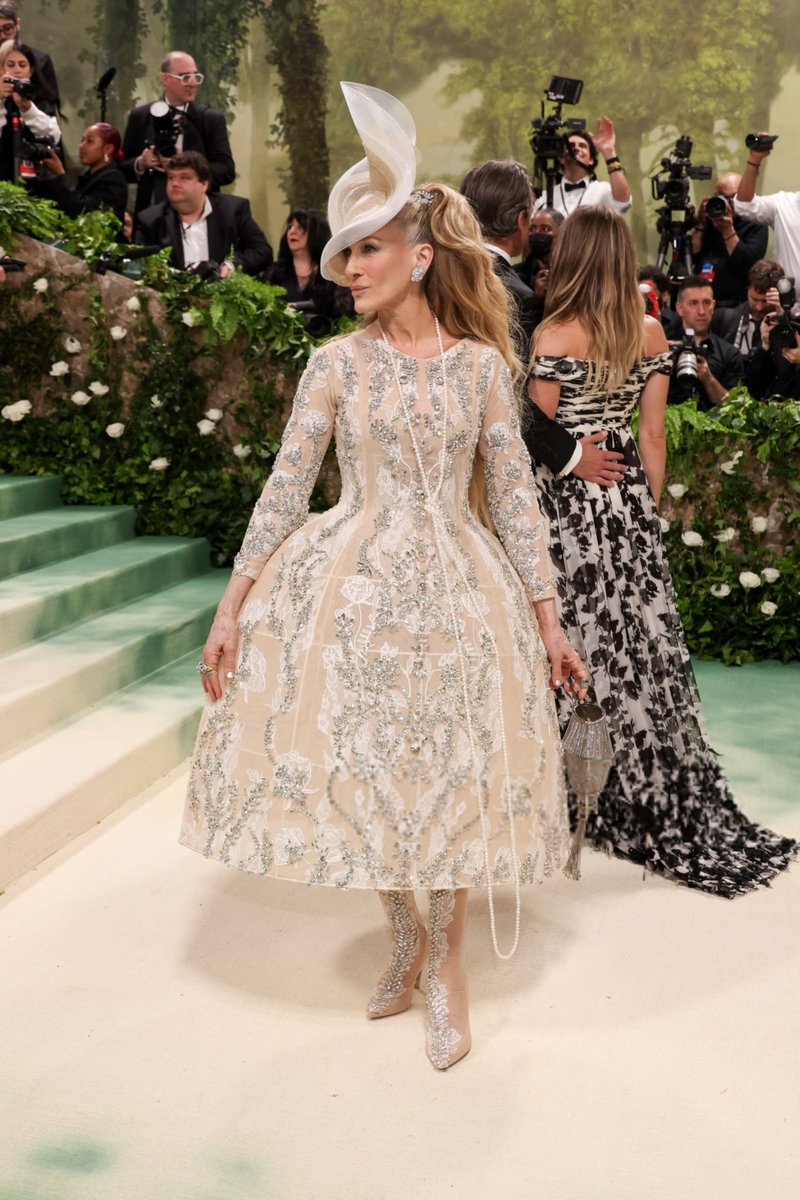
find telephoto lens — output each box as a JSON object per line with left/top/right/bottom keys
{"left": 705, "top": 195, "right": 729, "bottom": 219}
{"left": 675, "top": 329, "right": 699, "bottom": 382}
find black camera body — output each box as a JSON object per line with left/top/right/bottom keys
{"left": 148, "top": 100, "right": 185, "bottom": 160}
{"left": 529, "top": 74, "right": 586, "bottom": 205}
{"left": 3, "top": 74, "right": 34, "bottom": 99}
{"left": 705, "top": 194, "right": 731, "bottom": 220}
{"left": 745, "top": 132, "right": 778, "bottom": 152}
{"left": 186, "top": 259, "right": 222, "bottom": 282}
{"left": 673, "top": 328, "right": 699, "bottom": 386}
{"left": 769, "top": 276, "right": 800, "bottom": 350}
{"left": 651, "top": 136, "right": 713, "bottom": 214}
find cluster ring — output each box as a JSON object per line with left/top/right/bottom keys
{"left": 195, "top": 659, "right": 216, "bottom": 678}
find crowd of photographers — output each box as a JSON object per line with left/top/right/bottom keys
{"left": 1, "top": 8, "right": 799, "bottom": 392}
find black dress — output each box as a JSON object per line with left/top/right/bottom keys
{"left": 529, "top": 352, "right": 797, "bottom": 897}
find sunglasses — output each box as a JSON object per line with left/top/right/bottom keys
{"left": 164, "top": 72, "right": 204, "bottom": 85}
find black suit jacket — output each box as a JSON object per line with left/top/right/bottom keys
{"left": 711, "top": 300, "right": 749, "bottom": 344}
{"left": 490, "top": 251, "right": 539, "bottom": 361}
{"left": 31, "top": 46, "right": 60, "bottom": 109}
{"left": 121, "top": 101, "right": 235, "bottom": 212}
{"left": 692, "top": 216, "right": 768, "bottom": 304}
{"left": 32, "top": 164, "right": 128, "bottom": 224}
{"left": 133, "top": 193, "right": 273, "bottom": 276}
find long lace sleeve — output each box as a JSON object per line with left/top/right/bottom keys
{"left": 478, "top": 353, "right": 555, "bottom": 603}
{"left": 233, "top": 345, "right": 336, "bottom": 579}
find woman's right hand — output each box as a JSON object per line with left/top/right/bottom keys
{"left": 199, "top": 609, "right": 240, "bottom": 703}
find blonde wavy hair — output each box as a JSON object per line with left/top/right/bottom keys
{"left": 532, "top": 206, "right": 646, "bottom": 391}
{"left": 361, "top": 183, "right": 523, "bottom": 525}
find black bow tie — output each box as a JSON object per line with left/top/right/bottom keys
{"left": 563, "top": 180, "right": 587, "bottom": 192}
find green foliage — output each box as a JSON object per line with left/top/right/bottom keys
{"left": 0, "top": 182, "right": 63, "bottom": 249}
{"left": 656, "top": 394, "right": 799, "bottom": 664}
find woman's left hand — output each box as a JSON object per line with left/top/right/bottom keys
{"left": 538, "top": 624, "right": 590, "bottom": 697}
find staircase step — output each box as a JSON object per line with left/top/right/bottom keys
{"left": 0, "top": 505, "right": 136, "bottom": 579}
{"left": 0, "top": 475, "right": 63, "bottom": 519}
{"left": 0, "top": 647, "right": 211, "bottom": 890}
{"left": 1, "top": 572, "right": 225, "bottom": 755}
{"left": 0, "top": 536, "right": 211, "bottom": 654}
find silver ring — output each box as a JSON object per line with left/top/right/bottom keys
{"left": 195, "top": 659, "right": 215, "bottom": 677}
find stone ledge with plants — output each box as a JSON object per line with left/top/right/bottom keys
{"left": 1, "top": 184, "right": 797, "bottom": 664}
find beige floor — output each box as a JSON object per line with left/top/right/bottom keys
{"left": 1, "top": 761, "right": 798, "bottom": 1200}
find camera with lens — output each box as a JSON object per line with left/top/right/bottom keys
{"left": 673, "top": 328, "right": 699, "bottom": 389}
{"left": 148, "top": 100, "right": 185, "bottom": 160}
{"left": 651, "top": 136, "right": 712, "bottom": 214}
{"left": 768, "top": 276, "right": 800, "bottom": 350}
{"left": 3, "top": 74, "right": 35, "bottom": 99}
{"left": 186, "top": 259, "right": 222, "bottom": 282}
{"left": 705, "top": 194, "right": 731, "bottom": 220}
{"left": 745, "top": 132, "right": 778, "bottom": 152}
{"left": 529, "top": 75, "right": 586, "bottom": 205}
{"left": 16, "top": 132, "right": 57, "bottom": 179}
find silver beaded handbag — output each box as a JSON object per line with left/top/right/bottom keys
{"left": 561, "top": 695, "right": 614, "bottom": 880}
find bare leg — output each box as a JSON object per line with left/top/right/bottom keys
{"left": 367, "top": 890, "right": 427, "bottom": 1019}
{"left": 425, "top": 888, "right": 471, "bottom": 1069}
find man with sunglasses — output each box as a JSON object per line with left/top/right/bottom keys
{"left": 121, "top": 50, "right": 235, "bottom": 214}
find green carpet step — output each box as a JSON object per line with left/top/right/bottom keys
{"left": 0, "top": 505, "right": 136, "bottom": 580}
{"left": 0, "top": 647, "right": 212, "bottom": 891}
{"left": 1, "top": 571, "right": 226, "bottom": 756}
{"left": 0, "top": 536, "right": 212, "bottom": 655}
{"left": 0, "top": 475, "right": 63, "bottom": 520}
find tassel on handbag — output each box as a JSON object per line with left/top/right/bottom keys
{"left": 561, "top": 696, "right": 614, "bottom": 880}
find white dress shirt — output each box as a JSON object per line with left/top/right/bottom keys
{"left": 180, "top": 197, "right": 213, "bottom": 267}
{"left": 734, "top": 191, "right": 800, "bottom": 282}
{"left": 0, "top": 101, "right": 61, "bottom": 145}
{"left": 535, "top": 177, "right": 631, "bottom": 219}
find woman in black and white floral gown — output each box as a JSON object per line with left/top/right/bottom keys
{"left": 528, "top": 206, "right": 797, "bottom": 898}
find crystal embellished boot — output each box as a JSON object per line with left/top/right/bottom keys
{"left": 424, "top": 888, "right": 471, "bottom": 1070}
{"left": 367, "top": 890, "right": 427, "bottom": 1019}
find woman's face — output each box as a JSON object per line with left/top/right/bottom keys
{"left": 79, "top": 127, "right": 109, "bottom": 168}
{"left": 2, "top": 49, "right": 33, "bottom": 80}
{"left": 343, "top": 220, "right": 421, "bottom": 313}
{"left": 531, "top": 213, "right": 559, "bottom": 238}
{"left": 286, "top": 217, "right": 309, "bottom": 254}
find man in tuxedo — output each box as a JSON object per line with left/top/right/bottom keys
{"left": 133, "top": 152, "right": 272, "bottom": 277}
{"left": 461, "top": 157, "right": 629, "bottom": 487}
{"left": 121, "top": 50, "right": 235, "bottom": 214}
{"left": 0, "top": 1, "right": 60, "bottom": 106}
{"left": 712, "top": 259, "right": 783, "bottom": 355}
{"left": 533, "top": 121, "right": 631, "bottom": 219}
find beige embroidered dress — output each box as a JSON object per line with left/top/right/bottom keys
{"left": 180, "top": 329, "right": 569, "bottom": 889}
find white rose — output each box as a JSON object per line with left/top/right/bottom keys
{"left": 710, "top": 584, "right": 731, "bottom": 598}
{"left": 89, "top": 381, "right": 109, "bottom": 396}
{"left": 125, "top": 295, "right": 141, "bottom": 312}
{"left": 749, "top": 515, "right": 768, "bottom": 534}
{"left": 658, "top": 517, "right": 670, "bottom": 533}
{"left": 233, "top": 443, "right": 251, "bottom": 459}
{"left": 714, "top": 527, "right": 736, "bottom": 543}
{"left": 205, "top": 408, "right": 223, "bottom": 422}
{"left": 182, "top": 311, "right": 197, "bottom": 327}
{"left": 33, "top": 277, "right": 49, "bottom": 293}
{"left": 150, "top": 394, "right": 161, "bottom": 409}
{"left": 149, "top": 457, "right": 170, "bottom": 471}
{"left": 720, "top": 460, "right": 737, "bottom": 475}
{"left": 105, "top": 422, "right": 125, "bottom": 439}
{"left": 681, "top": 531, "right": 704, "bottom": 547}
{"left": 760, "top": 601, "right": 778, "bottom": 617}
{"left": 761, "top": 568, "right": 780, "bottom": 583}
{"left": 64, "top": 336, "right": 82, "bottom": 354}
{"left": 739, "top": 571, "right": 761, "bottom": 590}
{"left": 2, "top": 400, "right": 32, "bottom": 421}
{"left": 49, "top": 361, "right": 69, "bottom": 377}
{"left": 667, "top": 483, "right": 687, "bottom": 499}
{"left": 110, "top": 325, "right": 127, "bottom": 341}
{"left": 197, "top": 418, "right": 216, "bottom": 435}
{"left": 70, "top": 390, "right": 91, "bottom": 406}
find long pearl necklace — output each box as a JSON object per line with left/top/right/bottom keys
{"left": 378, "top": 317, "right": 522, "bottom": 960}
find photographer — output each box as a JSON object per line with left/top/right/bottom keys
{"left": 0, "top": 2, "right": 60, "bottom": 108}
{"left": 121, "top": 50, "right": 235, "bottom": 214}
{"left": 133, "top": 151, "right": 272, "bottom": 278}
{"left": 668, "top": 275, "right": 744, "bottom": 409}
{"left": 31, "top": 123, "right": 127, "bottom": 224}
{"left": 735, "top": 133, "right": 800, "bottom": 282}
{"left": 533, "top": 119, "right": 631, "bottom": 218}
{"left": 0, "top": 38, "right": 60, "bottom": 182}
{"left": 741, "top": 278, "right": 800, "bottom": 400}
{"left": 690, "top": 172, "right": 768, "bottom": 304}
{"left": 712, "top": 258, "right": 783, "bottom": 355}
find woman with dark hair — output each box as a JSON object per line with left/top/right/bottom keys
{"left": 0, "top": 38, "right": 61, "bottom": 181}
{"left": 528, "top": 204, "right": 797, "bottom": 896}
{"left": 266, "top": 207, "right": 353, "bottom": 336}
{"left": 34, "top": 123, "right": 127, "bottom": 224}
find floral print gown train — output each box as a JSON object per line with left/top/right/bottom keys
{"left": 181, "top": 330, "right": 569, "bottom": 889}
{"left": 528, "top": 353, "right": 797, "bottom": 897}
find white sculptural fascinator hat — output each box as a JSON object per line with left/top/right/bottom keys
{"left": 320, "top": 81, "right": 421, "bottom": 285}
